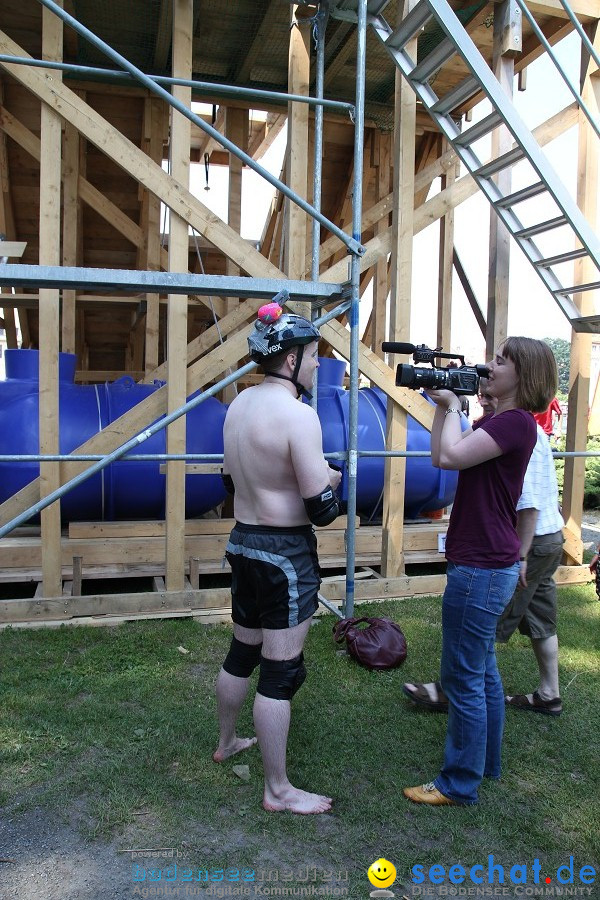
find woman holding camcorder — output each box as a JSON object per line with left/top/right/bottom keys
{"left": 403, "top": 337, "right": 558, "bottom": 807}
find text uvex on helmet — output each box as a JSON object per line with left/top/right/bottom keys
{"left": 248, "top": 311, "right": 320, "bottom": 400}
{"left": 247, "top": 313, "right": 320, "bottom": 362}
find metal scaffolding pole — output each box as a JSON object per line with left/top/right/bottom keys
{"left": 32, "top": 0, "right": 365, "bottom": 258}
{"left": 0, "top": 53, "right": 355, "bottom": 114}
{"left": 344, "top": 0, "right": 368, "bottom": 618}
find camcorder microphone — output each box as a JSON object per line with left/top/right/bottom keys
{"left": 383, "top": 342, "right": 489, "bottom": 397}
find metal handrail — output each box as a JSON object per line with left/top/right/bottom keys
{"left": 516, "top": 0, "right": 600, "bottom": 140}
{"left": 558, "top": 0, "right": 600, "bottom": 73}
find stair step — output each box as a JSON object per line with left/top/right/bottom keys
{"left": 329, "top": 0, "right": 395, "bottom": 19}
{"left": 411, "top": 38, "right": 457, "bottom": 83}
{"left": 454, "top": 111, "right": 503, "bottom": 147}
{"left": 569, "top": 315, "right": 600, "bottom": 333}
{"left": 555, "top": 280, "right": 600, "bottom": 296}
{"left": 431, "top": 76, "right": 480, "bottom": 115}
{"left": 476, "top": 147, "right": 525, "bottom": 178}
{"left": 534, "top": 248, "right": 588, "bottom": 268}
{"left": 514, "top": 216, "right": 568, "bottom": 239}
{"left": 384, "top": 0, "right": 433, "bottom": 50}
{"left": 496, "top": 181, "right": 547, "bottom": 208}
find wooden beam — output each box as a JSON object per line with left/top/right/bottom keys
{"left": 139, "top": 97, "right": 166, "bottom": 374}
{"left": 223, "top": 106, "right": 248, "bottom": 403}
{"left": 0, "top": 80, "right": 19, "bottom": 351}
{"left": 485, "top": 0, "right": 516, "bottom": 359}
{"left": 61, "top": 110, "right": 81, "bottom": 354}
{"left": 247, "top": 112, "right": 286, "bottom": 160}
{"left": 562, "top": 28, "right": 600, "bottom": 564}
{"left": 453, "top": 249, "right": 487, "bottom": 337}
{"left": 437, "top": 139, "right": 455, "bottom": 351}
{"left": 285, "top": 6, "right": 310, "bottom": 315}
{"left": 153, "top": 0, "right": 173, "bottom": 72}
{"left": 524, "top": 0, "right": 600, "bottom": 21}
{"left": 39, "top": 2, "right": 63, "bottom": 598}
{"left": 382, "top": 2, "right": 416, "bottom": 578}
{"left": 194, "top": 106, "right": 226, "bottom": 162}
{"left": 165, "top": 0, "right": 193, "bottom": 592}
{"left": 0, "top": 29, "right": 284, "bottom": 281}
{"left": 0, "top": 241, "right": 26, "bottom": 257}
{"left": 372, "top": 130, "right": 391, "bottom": 359}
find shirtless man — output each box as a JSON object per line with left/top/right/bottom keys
{"left": 213, "top": 309, "right": 342, "bottom": 815}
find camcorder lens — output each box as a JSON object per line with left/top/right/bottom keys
{"left": 397, "top": 365, "right": 451, "bottom": 390}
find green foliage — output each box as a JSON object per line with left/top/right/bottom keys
{"left": 544, "top": 336, "right": 570, "bottom": 396}
{"left": 1, "top": 587, "right": 599, "bottom": 897}
{"left": 554, "top": 435, "right": 600, "bottom": 509}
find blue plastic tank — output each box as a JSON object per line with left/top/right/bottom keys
{"left": 0, "top": 350, "right": 227, "bottom": 521}
{"left": 315, "top": 356, "right": 461, "bottom": 520}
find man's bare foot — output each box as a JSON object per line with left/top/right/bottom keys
{"left": 262, "top": 786, "right": 333, "bottom": 815}
{"left": 212, "top": 736, "right": 257, "bottom": 763}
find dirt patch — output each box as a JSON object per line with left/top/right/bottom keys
{"left": 0, "top": 800, "right": 353, "bottom": 900}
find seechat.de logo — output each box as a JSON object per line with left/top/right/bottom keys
{"left": 411, "top": 855, "right": 596, "bottom": 888}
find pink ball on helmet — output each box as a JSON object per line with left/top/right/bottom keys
{"left": 258, "top": 302, "right": 283, "bottom": 324}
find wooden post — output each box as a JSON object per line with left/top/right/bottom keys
{"left": 437, "top": 138, "right": 455, "bottom": 351}
{"left": 165, "top": 0, "right": 192, "bottom": 591}
{"left": 381, "top": 0, "right": 417, "bottom": 578}
{"left": 485, "top": 0, "right": 520, "bottom": 359}
{"left": 0, "top": 80, "right": 19, "bottom": 349}
{"left": 140, "top": 97, "right": 165, "bottom": 374}
{"left": 562, "top": 27, "right": 599, "bottom": 564}
{"left": 285, "top": 5, "right": 310, "bottom": 317}
{"left": 61, "top": 115, "right": 80, "bottom": 355}
{"left": 223, "top": 106, "right": 248, "bottom": 403}
{"left": 39, "top": 3, "right": 63, "bottom": 598}
{"left": 373, "top": 131, "right": 391, "bottom": 359}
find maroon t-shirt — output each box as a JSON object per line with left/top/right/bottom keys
{"left": 445, "top": 409, "right": 537, "bottom": 568}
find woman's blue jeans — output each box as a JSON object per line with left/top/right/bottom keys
{"left": 434, "top": 561, "right": 520, "bottom": 805}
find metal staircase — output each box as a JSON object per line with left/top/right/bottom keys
{"left": 331, "top": 0, "right": 600, "bottom": 333}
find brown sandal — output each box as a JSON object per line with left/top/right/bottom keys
{"left": 402, "top": 680, "right": 449, "bottom": 712}
{"left": 505, "top": 690, "right": 562, "bottom": 717}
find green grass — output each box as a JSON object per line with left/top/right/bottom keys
{"left": 1, "top": 585, "right": 599, "bottom": 896}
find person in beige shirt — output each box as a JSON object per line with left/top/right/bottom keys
{"left": 213, "top": 309, "right": 342, "bottom": 815}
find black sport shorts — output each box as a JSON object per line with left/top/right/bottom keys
{"left": 226, "top": 522, "right": 321, "bottom": 630}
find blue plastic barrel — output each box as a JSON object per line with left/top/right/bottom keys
{"left": 0, "top": 350, "right": 227, "bottom": 521}
{"left": 315, "top": 357, "right": 460, "bottom": 519}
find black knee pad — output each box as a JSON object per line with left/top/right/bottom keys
{"left": 222, "top": 636, "right": 262, "bottom": 678}
{"left": 257, "top": 653, "right": 307, "bottom": 700}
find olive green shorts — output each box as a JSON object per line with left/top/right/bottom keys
{"left": 495, "top": 531, "right": 564, "bottom": 642}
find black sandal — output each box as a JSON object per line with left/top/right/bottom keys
{"left": 505, "top": 690, "right": 562, "bottom": 717}
{"left": 402, "top": 680, "right": 449, "bottom": 712}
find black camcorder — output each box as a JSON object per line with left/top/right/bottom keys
{"left": 381, "top": 342, "right": 490, "bottom": 397}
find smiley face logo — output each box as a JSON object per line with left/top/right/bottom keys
{"left": 368, "top": 858, "right": 397, "bottom": 889}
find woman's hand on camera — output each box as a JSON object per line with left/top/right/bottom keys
{"left": 425, "top": 388, "right": 459, "bottom": 408}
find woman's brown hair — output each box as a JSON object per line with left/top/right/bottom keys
{"left": 501, "top": 337, "right": 558, "bottom": 413}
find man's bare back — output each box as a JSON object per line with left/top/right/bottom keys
{"left": 224, "top": 382, "right": 336, "bottom": 526}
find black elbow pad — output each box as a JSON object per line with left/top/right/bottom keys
{"left": 303, "top": 485, "right": 340, "bottom": 527}
{"left": 221, "top": 472, "right": 235, "bottom": 495}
